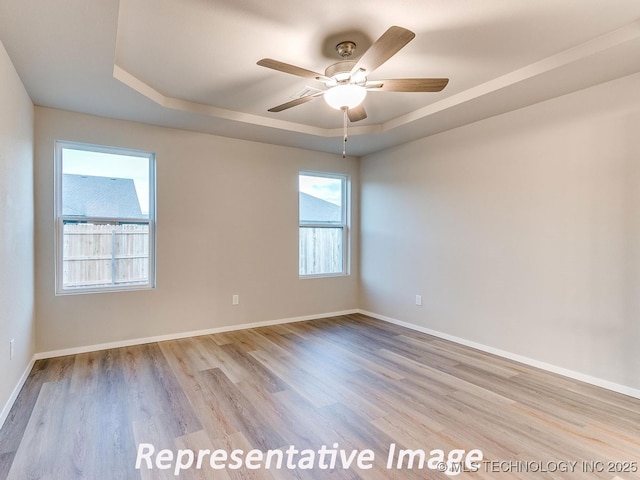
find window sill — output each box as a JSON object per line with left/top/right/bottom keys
{"left": 299, "top": 272, "right": 349, "bottom": 280}
{"left": 55, "top": 284, "right": 155, "bottom": 296}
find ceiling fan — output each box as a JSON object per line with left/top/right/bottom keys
{"left": 257, "top": 26, "right": 449, "bottom": 124}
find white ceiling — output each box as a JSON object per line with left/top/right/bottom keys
{"left": 1, "top": 0, "right": 640, "bottom": 156}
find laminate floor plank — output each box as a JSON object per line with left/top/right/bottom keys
{"left": 1, "top": 314, "right": 639, "bottom": 479}
{"left": 583, "top": 422, "right": 640, "bottom": 453}
{"left": 507, "top": 402, "right": 636, "bottom": 463}
{"left": 235, "top": 381, "right": 322, "bottom": 450}
{"left": 376, "top": 348, "right": 516, "bottom": 406}
{"left": 157, "top": 341, "right": 233, "bottom": 440}
{"left": 269, "top": 387, "right": 380, "bottom": 454}
{"left": 427, "top": 338, "right": 535, "bottom": 376}
{"left": 0, "top": 356, "right": 75, "bottom": 457}
{"left": 299, "top": 333, "right": 406, "bottom": 381}
{"left": 7, "top": 379, "right": 71, "bottom": 479}
{"left": 191, "top": 336, "right": 248, "bottom": 381}
{"left": 170, "top": 338, "right": 216, "bottom": 372}
{"left": 257, "top": 331, "right": 362, "bottom": 374}
{"left": 220, "top": 343, "right": 288, "bottom": 392}
{"left": 265, "top": 340, "right": 369, "bottom": 397}
{"left": 210, "top": 432, "right": 277, "bottom": 480}
{"left": 432, "top": 361, "right": 597, "bottom": 428}
{"left": 236, "top": 329, "right": 292, "bottom": 358}
{"left": 132, "top": 413, "right": 183, "bottom": 480}
{"left": 199, "top": 368, "right": 286, "bottom": 451}
{"left": 249, "top": 349, "right": 340, "bottom": 408}
{"left": 319, "top": 403, "right": 427, "bottom": 480}
{"left": 173, "top": 429, "right": 232, "bottom": 480}
{"left": 363, "top": 373, "right": 520, "bottom": 462}
{"left": 60, "top": 349, "right": 136, "bottom": 480}
{"left": 123, "top": 344, "right": 202, "bottom": 437}
{"left": 0, "top": 454, "right": 12, "bottom": 480}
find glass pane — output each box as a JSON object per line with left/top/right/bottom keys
{"left": 299, "top": 174, "right": 342, "bottom": 223}
{"left": 299, "top": 226, "right": 343, "bottom": 275}
{"left": 62, "top": 221, "right": 150, "bottom": 289}
{"left": 62, "top": 148, "right": 150, "bottom": 219}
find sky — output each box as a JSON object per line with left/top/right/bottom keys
{"left": 62, "top": 148, "right": 151, "bottom": 214}
{"left": 299, "top": 175, "right": 342, "bottom": 206}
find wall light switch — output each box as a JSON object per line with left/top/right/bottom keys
{"left": 10, "top": 339, "right": 14, "bottom": 360}
{"left": 415, "top": 295, "right": 423, "bottom": 306}
{"left": 232, "top": 294, "right": 239, "bottom": 305}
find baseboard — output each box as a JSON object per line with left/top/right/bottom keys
{"left": 34, "top": 309, "right": 359, "bottom": 360}
{"left": 0, "top": 356, "right": 35, "bottom": 431}
{"left": 359, "top": 309, "right": 640, "bottom": 400}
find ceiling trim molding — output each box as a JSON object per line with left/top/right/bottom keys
{"left": 113, "top": 64, "right": 382, "bottom": 138}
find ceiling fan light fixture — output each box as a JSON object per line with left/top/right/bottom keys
{"left": 324, "top": 84, "right": 367, "bottom": 110}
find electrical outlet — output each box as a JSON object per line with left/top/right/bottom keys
{"left": 10, "top": 339, "right": 14, "bottom": 360}
{"left": 415, "top": 295, "right": 423, "bottom": 306}
{"left": 232, "top": 294, "right": 239, "bottom": 305}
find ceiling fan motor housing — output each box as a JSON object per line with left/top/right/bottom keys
{"left": 324, "top": 60, "right": 357, "bottom": 83}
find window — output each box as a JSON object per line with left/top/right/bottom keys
{"left": 299, "top": 171, "right": 349, "bottom": 277}
{"left": 55, "top": 141, "right": 156, "bottom": 294}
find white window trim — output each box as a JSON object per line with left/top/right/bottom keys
{"left": 299, "top": 170, "right": 350, "bottom": 278}
{"left": 54, "top": 140, "right": 157, "bottom": 295}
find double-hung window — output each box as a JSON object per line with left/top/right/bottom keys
{"left": 55, "top": 141, "right": 156, "bottom": 294}
{"left": 299, "top": 171, "right": 349, "bottom": 277}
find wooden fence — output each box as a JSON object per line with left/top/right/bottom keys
{"left": 299, "top": 226, "right": 343, "bottom": 275}
{"left": 62, "top": 223, "right": 149, "bottom": 288}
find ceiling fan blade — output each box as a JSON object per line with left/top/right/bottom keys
{"left": 350, "top": 26, "right": 415, "bottom": 77}
{"left": 267, "top": 91, "right": 324, "bottom": 112}
{"left": 347, "top": 104, "right": 367, "bottom": 122}
{"left": 257, "top": 58, "right": 329, "bottom": 82}
{"left": 369, "top": 78, "right": 449, "bottom": 92}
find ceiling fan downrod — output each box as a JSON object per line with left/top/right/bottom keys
{"left": 342, "top": 107, "right": 348, "bottom": 158}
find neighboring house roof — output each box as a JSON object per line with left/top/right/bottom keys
{"left": 299, "top": 192, "right": 341, "bottom": 222}
{"left": 63, "top": 174, "right": 143, "bottom": 218}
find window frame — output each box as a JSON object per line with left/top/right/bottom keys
{"left": 298, "top": 170, "right": 350, "bottom": 278}
{"left": 54, "top": 140, "right": 157, "bottom": 295}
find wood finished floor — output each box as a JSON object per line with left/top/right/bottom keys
{"left": 1, "top": 314, "right": 639, "bottom": 479}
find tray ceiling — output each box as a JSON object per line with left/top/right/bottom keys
{"left": 1, "top": 0, "right": 640, "bottom": 156}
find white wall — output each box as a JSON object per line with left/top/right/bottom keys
{"left": 361, "top": 72, "right": 640, "bottom": 391}
{"left": 0, "top": 41, "right": 35, "bottom": 423}
{"left": 34, "top": 108, "right": 359, "bottom": 353}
